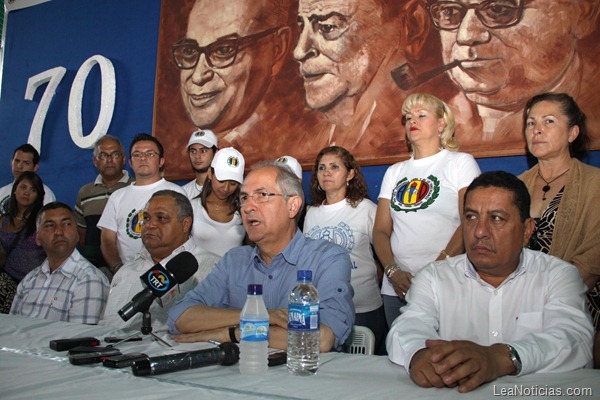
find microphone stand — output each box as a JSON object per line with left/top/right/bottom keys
{"left": 141, "top": 310, "right": 172, "bottom": 348}
{"left": 110, "top": 310, "right": 173, "bottom": 349}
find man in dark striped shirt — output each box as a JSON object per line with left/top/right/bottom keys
{"left": 74, "top": 136, "right": 132, "bottom": 272}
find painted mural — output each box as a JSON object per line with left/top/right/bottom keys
{"left": 153, "top": 0, "right": 600, "bottom": 180}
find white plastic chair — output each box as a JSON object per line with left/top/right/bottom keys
{"left": 347, "top": 325, "right": 375, "bottom": 355}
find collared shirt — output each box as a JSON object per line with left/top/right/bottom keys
{"left": 168, "top": 230, "right": 355, "bottom": 350}
{"left": 387, "top": 249, "right": 593, "bottom": 375}
{"left": 75, "top": 171, "right": 132, "bottom": 229}
{"left": 74, "top": 171, "right": 133, "bottom": 267}
{"left": 10, "top": 249, "right": 110, "bottom": 324}
{"left": 100, "top": 239, "right": 220, "bottom": 331}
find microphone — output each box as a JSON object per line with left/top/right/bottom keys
{"left": 118, "top": 251, "right": 198, "bottom": 321}
{"left": 391, "top": 60, "right": 460, "bottom": 91}
{"left": 131, "top": 343, "right": 240, "bottom": 376}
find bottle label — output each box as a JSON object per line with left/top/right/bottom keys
{"left": 288, "top": 304, "right": 319, "bottom": 331}
{"left": 240, "top": 319, "right": 269, "bottom": 342}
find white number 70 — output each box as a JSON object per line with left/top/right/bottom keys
{"left": 24, "top": 55, "right": 116, "bottom": 154}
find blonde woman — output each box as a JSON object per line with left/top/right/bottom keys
{"left": 373, "top": 93, "right": 480, "bottom": 327}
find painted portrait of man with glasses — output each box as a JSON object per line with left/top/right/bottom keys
{"left": 154, "top": 0, "right": 326, "bottom": 179}
{"left": 153, "top": 0, "right": 600, "bottom": 180}
{"left": 424, "top": 0, "right": 600, "bottom": 153}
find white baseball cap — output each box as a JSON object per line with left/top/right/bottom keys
{"left": 275, "top": 155, "right": 302, "bottom": 181}
{"left": 187, "top": 129, "right": 217, "bottom": 149}
{"left": 211, "top": 147, "right": 245, "bottom": 184}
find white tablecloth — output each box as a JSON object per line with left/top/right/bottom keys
{"left": 1, "top": 314, "right": 598, "bottom": 400}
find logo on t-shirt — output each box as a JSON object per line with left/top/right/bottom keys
{"left": 306, "top": 222, "right": 355, "bottom": 252}
{"left": 0, "top": 195, "right": 9, "bottom": 214}
{"left": 390, "top": 175, "right": 440, "bottom": 212}
{"left": 126, "top": 208, "right": 144, "bottom": 239}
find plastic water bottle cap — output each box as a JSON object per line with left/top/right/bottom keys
{"left": 297, "top": 270, "right": 312, "bottom": 281}
{"left": 247, "top": 284, "right": 263, "bottom": 295}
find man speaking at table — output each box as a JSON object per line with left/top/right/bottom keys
{"left": 167, "top": 162, "right": 354, "bottom": 351}
{"left": 387, "top": 171, "right": 593, "bottom": 393}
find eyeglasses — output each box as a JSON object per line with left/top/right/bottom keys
{"left": 131, "top": 151, "right": 159, "bottom": 159}
{"left": 96, "top": 152, "right": 122, "bottom": 161}
{"left": 171, "top": 27, "right": 282, "bottom": 70}
{"left": 237, "top": 192, "right": 288, "bottom": 206}
{"left": 428, "top": 0, "right": 525, "bottom": 30}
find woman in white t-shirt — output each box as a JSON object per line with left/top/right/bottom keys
{"left": 304, "top": 146, "right": 385, "bottom": 352}
{"left": 373, "top": 94, "right": 480, "bottom": 328}
{"left": 191, "top": 148, "right": 246, "bottom": 256}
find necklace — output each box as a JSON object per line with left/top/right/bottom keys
{"left": 537, "top": 168, "right": 570, "bottom": 201}
{"left": 210, "top": 201, "right": 227, "bottom": 212}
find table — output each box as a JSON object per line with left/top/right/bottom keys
{"left": 1, "top": 314, "right": 598, "bottom": 400}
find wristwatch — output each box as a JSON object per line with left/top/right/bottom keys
{"left": 229, "top": 325, "right": 239, "bottom": 344}
{"left": 506, "top": 344, "right": 522, "bottom": 375}
{"left": 384, "top": 263, "right": 401, "bottom": 279}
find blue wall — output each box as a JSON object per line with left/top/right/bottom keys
{"left": 1, "top": 0, "right": 599, "bottom": 207}
{"left": 0, "top": 0, "right": 160, "bottom": 204}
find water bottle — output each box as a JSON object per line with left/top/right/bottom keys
{"left": 287, "top": 270, "right": 320, "bottom": 376}
{"left": 239, "top": 284, "right": 269, "bottom": 375}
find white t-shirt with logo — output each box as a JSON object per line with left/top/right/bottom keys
{"left": 304, "top": 198, "right": 382, "bottom": 313}
{"left": 378, "top": 150, "right": 480, "bottom": 296}
{"left": 97, "top": 178, "right": 186, "bottom": 262}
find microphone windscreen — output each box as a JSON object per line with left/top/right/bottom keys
{"left": 219, "top": 342, "right": 240, "bottom": 366}
{"left": 165, "top": 251, "right": 199, "bottom": 284}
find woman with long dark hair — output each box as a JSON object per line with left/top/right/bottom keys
{"left": 0, "top": 171, "right": 46, "bottom": 312}
{"left": 191, "top": 148, "right": 246, "bottom": 256}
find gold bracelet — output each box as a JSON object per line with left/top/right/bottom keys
{"left": 440, "top": 250, "right": 450, "bottom": 259}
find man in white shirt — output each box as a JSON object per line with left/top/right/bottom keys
{"left": 97, "top": 134, "right": 185, "bottom": 275}
{"left": 0, "top": 144, "right": 55, "bottom": 213}
{"left": 387, "top": 171, "right": 593, "bottom": 393}
{"left": 182, "top": 129, "right": 217, "bottom": 200}
{"left": 101, "top": 190, "right": 219, "bottom": 331}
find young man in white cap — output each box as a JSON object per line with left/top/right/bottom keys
{"left": 182, "top": 129, "right": 218, "bottom": 200}
{"left": 274, "top": 155, "right": 303, "bottom": 182}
